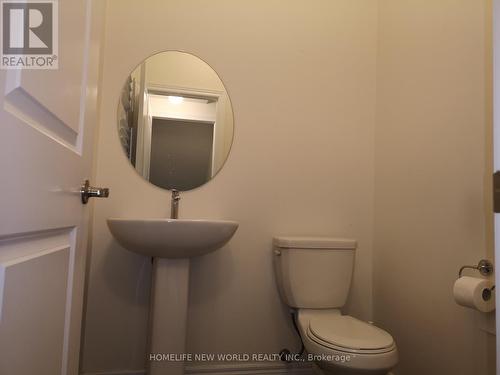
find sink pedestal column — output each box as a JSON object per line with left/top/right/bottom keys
{"left": 148, "top": 258, "right": 190, "bottom": 375}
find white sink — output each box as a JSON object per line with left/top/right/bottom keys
{"left": 107, "top": 218, "right": 238, "bottom": 258}
{"left": 106, "top": 217, "right": 238, "bottom": 375}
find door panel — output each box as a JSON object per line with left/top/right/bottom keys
{"left": 5, "top": 0, "right": 87, "bottom": 135}
{"left": 0, "top": 1, "right": 105, "bottom": 374}
{"left": 0, "top": 229, "right": 73, "bottom": 374}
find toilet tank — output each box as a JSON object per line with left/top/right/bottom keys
{"left": 273, "top": 237, "right": 356, "bottom": 309}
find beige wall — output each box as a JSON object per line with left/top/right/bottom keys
{"left": 81, "top": 0, "right": 378, "bottom": 373}
{"left": 373, "top": 1, "right": 495, "bottom": 375}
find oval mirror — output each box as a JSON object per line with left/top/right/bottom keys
{"left": 117, "top": 51, "right": 234, "bottom": 191}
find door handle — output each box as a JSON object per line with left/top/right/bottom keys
{"left": 81, "top": 179, "right": 110, "bottom": 204}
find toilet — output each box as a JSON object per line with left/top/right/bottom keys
{"left": 273, "top": 237, "right": 398, "bottom": 375}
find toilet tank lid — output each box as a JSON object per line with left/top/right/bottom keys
{"left": 273, "top": 237, "right": 357, "bottom": 250}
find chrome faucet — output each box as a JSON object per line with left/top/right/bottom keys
{"left": 171, "top": 189, "right": 180, "bottom": 219}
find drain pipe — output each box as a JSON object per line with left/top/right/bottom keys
{"left": 279, "top": 309, "right": 305, "bottom": 363}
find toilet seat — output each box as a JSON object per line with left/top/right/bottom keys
{"left": 307, "top": 314, "right": 395, "bottom": 355}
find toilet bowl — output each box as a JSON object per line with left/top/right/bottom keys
{"left": 297, "top": 309, "right": 397, "bottom": 374}
{"left": 273, "top": 237, "right": 398, "bottom": 375}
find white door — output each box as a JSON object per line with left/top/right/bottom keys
{"left": 0, "top": 1, "right": 105, "bottom": 374}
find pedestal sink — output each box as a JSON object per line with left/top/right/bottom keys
{"left": 107, "top": 218, "right": 239, "bottom": 375}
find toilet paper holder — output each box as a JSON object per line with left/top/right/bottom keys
{"left": 458, "top": 259, "right": 494, "bottom": 278}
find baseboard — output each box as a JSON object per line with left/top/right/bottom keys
{"left": 81, "top": 364, "right": 397, "bottom": 375}
{"left": 81, "top": 371, "right": 145, "bottom": 375}
{"left": 185, "top": 362, "right": 314, "bottom": 375}
{"left": 82, "top": 362, "right": 314, "bottom": 375}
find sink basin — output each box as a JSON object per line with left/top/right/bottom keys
{"left": 107, "top": 218, "right": 238, "bottom": 258}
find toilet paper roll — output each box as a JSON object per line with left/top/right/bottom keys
{"left": 453, "top": 276, "right": 495, "bottom": 313}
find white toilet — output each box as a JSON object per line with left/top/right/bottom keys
{"left": 273, "top": 237, "right": 398, "bottom": 375}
